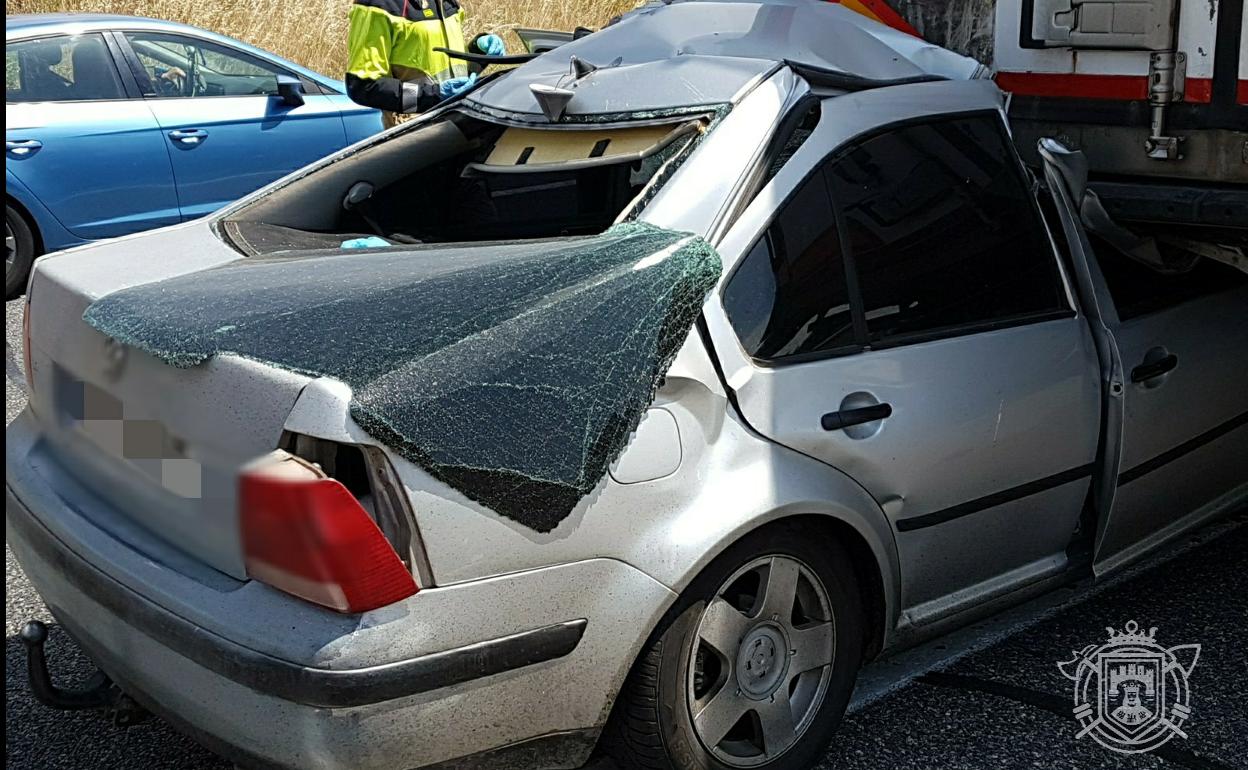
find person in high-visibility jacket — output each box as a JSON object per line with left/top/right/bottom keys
{"left": 346, "top": 0, "right": 505, "bottom": 128}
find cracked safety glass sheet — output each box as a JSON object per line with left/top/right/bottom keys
{"left": 83, "top": 222, "right": 722, "bottom": 532}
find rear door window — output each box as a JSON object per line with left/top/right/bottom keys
{"left": 6, "top": 34, "right": 126, "bottom": 103}
{"left": 723, "top": 112, "right": 1072, "bottom": 363}
{"left": 722, "top": 169, "right": 855, "bottom": 360}
{"left": 825, "top": 114, "right": 1069, "bottom": 345}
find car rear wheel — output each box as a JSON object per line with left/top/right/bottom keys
{"left": 606, "top": 525, "right": 863, "bottom": 770}
{"left": 6, "top": 205, "right": 37, "bottom": 299}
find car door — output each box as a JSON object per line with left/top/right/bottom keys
{"left": 1087, "top": 234, "right": 1248, "bottom": 572}
{"left": 5, "top": 33, "right": 179, "bottom": 240}
{"left": 705, "top": 90, "right": 1102, "bottom": 627}
{"left": 118, "top": 31, "right": 349, "bottom": 220}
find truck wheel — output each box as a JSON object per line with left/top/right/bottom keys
{"left": 606, "top": 525, "right": 863, "bottom": 770}
{"left": 6, "top": 205, "right": 37, "bottom": 300}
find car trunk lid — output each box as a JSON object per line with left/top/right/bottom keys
{"left": 24, "top": 225, "right": 310, "bottom": 578}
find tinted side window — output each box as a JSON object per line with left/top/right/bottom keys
{"left": 723, "top": 172, "right": 854, "bottom": 359}
{"left": 6, "top": 35, "right": 126, "bottom": 103}
{"left": 826, "top": 115, "right": 1068, "bottom": 343}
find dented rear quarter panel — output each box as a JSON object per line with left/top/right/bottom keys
{"left": 281, "top": 332, "right": 902, "bottom": 641}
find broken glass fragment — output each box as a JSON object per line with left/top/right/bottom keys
{"left": 84, "top": 222, "right": 722, "bottom": 532}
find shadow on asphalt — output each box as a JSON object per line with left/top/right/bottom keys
{"left": 816, "top": 514, "right": 1246, "bottom": 770}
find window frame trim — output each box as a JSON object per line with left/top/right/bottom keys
{"left": 862, "top": 307, "right": 1079, "bottom": 351}
{"left": 828, "top": 108, "right": 1076, "bottom": 349}
{"left": 722, "top": 93, "right": 823, "bottom": 233}
{"left": 720, "top": 107, "right": 1076, "bottom": 369}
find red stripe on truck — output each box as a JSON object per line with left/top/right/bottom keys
{"left": 996, "top": 72, "right": 1248, "bottom": 104}
{"left": 1184, "top": 78, "right": 1213, "bottom": 103}
{"left": 994, "top": 72, "right": 1148, "bottom": 100}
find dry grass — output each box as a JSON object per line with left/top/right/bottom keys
{"left": 7, "top": 0, "right": 639, "bottom": 76}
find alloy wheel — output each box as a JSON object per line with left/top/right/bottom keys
{"left": 687, "top": 554, "right": 836, "bottom": 766}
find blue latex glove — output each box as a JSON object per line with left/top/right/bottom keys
{"left": 476, "top": 34, "right": 506, "bottom": 56}
{"left": 341, "top": 236, "right": 391, "bottom": 249}
{"left": 438, "top": 72, "right": 478, "bottom": 100}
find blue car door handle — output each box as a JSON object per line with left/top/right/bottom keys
{"left": 6, "top": 139, "right": 43, "bottom": 157}
{"left": 169, "top": 129, "right": 208, "bottom": 146}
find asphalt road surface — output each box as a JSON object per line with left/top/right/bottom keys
{"left": 6, "top": 298, "right": 1246, "bottom": 770}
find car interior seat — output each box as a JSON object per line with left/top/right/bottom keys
{"left": 21, "top": 40, "right": 71, "bottom": 100}
{"left": 69, "top": 38, "right": 120, "bottom": 100}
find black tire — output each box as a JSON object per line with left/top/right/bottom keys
{"left": 605, "top": 523, "right": 864, "bottom": 770}
{"left": 6, "top": 204, "right": 37, "bottom": 300}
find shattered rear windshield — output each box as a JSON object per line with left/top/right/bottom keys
{"left": 84, "top": 222, "right": 722, "bottom": 532}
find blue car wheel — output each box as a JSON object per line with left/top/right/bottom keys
{"left": 6, "top": 205, "right": 37, "bottom": 299}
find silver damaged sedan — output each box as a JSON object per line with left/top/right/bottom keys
{"left": 8, "top": 2, "right": 1246, "bottom": 769}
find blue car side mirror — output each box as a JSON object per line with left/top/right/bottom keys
{"left": 276, "top": 75, "right": 305, "bottom": 107}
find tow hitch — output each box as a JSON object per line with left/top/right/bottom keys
{"left": 19, "top": 620, "right": 149, "bottom": 727}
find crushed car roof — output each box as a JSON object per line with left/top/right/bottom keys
{"left": 466, "top": 0, "right": 986, "bottom": 121}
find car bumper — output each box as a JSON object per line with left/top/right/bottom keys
{"left": 6, "top": 415, "right": 675, "bottom": 769}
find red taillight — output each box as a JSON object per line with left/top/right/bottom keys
{"left": 240, "top": 472, "right": 418, "bottom": 613}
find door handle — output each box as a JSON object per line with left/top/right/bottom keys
{"left": 1131, "top": 353, "right": 1178, "bottom": 383}
{"left": 821, "top": 402, "right": 892, "bottom": 431}
{"left": 6, "top": 139, "right": 43, "bottom": 157}
{"left": 168, "top": 129, "right": 208, "bottom": 145}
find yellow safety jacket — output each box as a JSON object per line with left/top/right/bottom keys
{"left": 347, "top": 0, "right": 473, "bottom": 113}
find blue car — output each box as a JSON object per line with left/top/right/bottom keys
{"left": 5, "top": 14, "right": 383, "bottom": 296}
